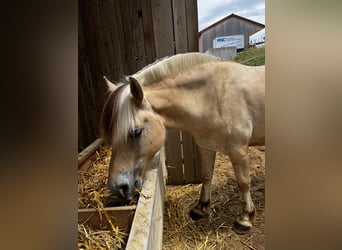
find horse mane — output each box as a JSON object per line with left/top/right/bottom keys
{"left": 100, "top": 53, "right": 222, "bottom": 145}
{"left": 132, "top": 52, "right": 222, "bottom": 85}
{"left": 100, "top": 84, "right": 139, "bottom": 146}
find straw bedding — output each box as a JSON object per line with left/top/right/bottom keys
{"left": 163, "top": 146, "right": 265, "bottom": 250}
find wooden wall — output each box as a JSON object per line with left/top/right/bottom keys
{"left": 79, "top": 0, "right": 203, "bottom": 184}
{"left": 199, "top": 15, "right": 265, "bottom": 52}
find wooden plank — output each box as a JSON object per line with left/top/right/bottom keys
{"left": 182, "top": 132, "right": 207, "bottom": 184}
{"left": 185, "top": 0, "right": 199, "bottom": 52}
{"left": 126, "top": 150, "right": 166, "bottom": 250}
{"left": 193, "top": 140, "right": 203, "bottom": 183}
{"left": 101, "top": 0, "right": 125, "bottom": 80}
{"left": 78, "top": 205, "right": 136, "bottom": 233}
{"left": 151, "top": 0, "right": 184, "bottom": 184}
{"left": 78, "top": 6, "right": 99, "bottom": 150}
{"left": 141, "top": 0, "right": 156, "bottom": 64}
{"left": 172, "top": 0, "right": 188, "bottom": 53}
{"left": 78, "top": 138, "right": 103, "bottom": 169}
{"left": 129, "top": 0, "right": 147, "bottom": 71}
{"left": 113, "top": 0, "right": 129, "bottom": 75}
{"left": 183, "top": 134, "right": 216, "bottom": 184}
{"left": 172, "top": 0, "right": 201, "bottom": 184}
{"left": 151, "top": 0, "right": 175, "bottom": 57}
{"left": 113, "top": 0, "right": 155, "bottom": 74}
{"left": 147, "top": 157, "right": 164, "bottom": 250}
{"left": 181, "top": 131, "right": 196, "bottom": 183}
{"left": 118, "top": 0, "right": 136, "bottom": 74}
{"left": 165, "top": 130, "right": 184, "bottom": 184}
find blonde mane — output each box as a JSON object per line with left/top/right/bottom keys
{"left": 100, "top": 53, "right": 222, "bottom": 145}
{"left": 132, "top": 52, "right": 222, "bottom": 85}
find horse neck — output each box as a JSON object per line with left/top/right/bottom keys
{"left": 144, "top": 70, "right": 211, "bottom": 130}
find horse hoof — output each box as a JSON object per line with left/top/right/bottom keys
{"left": 189, "top": 209, "right": 204, "bottom": 221}
{"left": 232, "top": 221, "right": 252, "bottom": 234}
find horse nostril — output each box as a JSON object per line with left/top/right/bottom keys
{"left": 118, "top": 183, "right": 129, "bottom": 197}
{"left": 134, "top": 178, "right": 142, "bottom": 189}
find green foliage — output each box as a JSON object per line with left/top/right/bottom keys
{"left": 233, "top": 47, "right": 265, "bottom": 66}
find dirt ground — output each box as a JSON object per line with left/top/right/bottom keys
{"left": 163, "top": 146, "right": 265, "bottom": 250}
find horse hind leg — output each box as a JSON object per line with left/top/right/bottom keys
{"left": 189, "top": 147, "right": 216, "bottom": 221}
{"left": 228, "top": 145, "right": 256, "bottom": 234}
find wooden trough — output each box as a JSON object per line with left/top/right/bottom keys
{"left": 78, "top": 138, "right": 166, "bottom": 249}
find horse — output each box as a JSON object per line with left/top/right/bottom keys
{"left": 99, "top": 53, "right": 265, "bottom": 234}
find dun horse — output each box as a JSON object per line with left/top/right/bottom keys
{"left": 100, "top": 53, "right": 265, "bottom": 234}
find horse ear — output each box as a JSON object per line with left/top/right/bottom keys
{"left": 129, "top": 77, "right": 144, "bottom": 103}
{"left": 103, "top": 76, "right": 117, "bottom": 92}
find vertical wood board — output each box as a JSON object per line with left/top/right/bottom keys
{"left": 151, "top": 0, "right": 175, "bottom": 57}
{"left": 185, "top": 0, "right": 199, "bottom": 52}
{"left": 172, "top": 0, "right": 188, "bottom": 53}
{"left": 141, "top": 0, "right": 156, "bottom": 64}
{"left": 165, "top": 131, "right": 184, "bottom": 185}
{"left": 181, "top": 131, "right": 196, "bottom": 183}
{"left": 128, "top": 0, "right": 147, "bottom": 71}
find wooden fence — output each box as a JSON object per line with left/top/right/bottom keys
{"left": 79, "top": 0, "right": 205, "bottom": 184}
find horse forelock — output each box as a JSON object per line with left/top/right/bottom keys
{"left": 100, "top": 84, "right": 139, "bottom": 146}
{"left": 132, "top": 53, "right": 221, "bottom": 85}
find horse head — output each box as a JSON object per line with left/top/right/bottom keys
{"left": 100, "top": 76, "right": 165, "bottom": 200}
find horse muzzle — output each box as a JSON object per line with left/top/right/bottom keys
{"left": 108, "top": 173, "right": 142, "bottom": 201}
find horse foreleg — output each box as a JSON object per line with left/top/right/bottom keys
{"left": 228, "top": 145, "right": 256, "bottom": 234}
{"left": 189, "top": 147, "right": 216, "bottom": 220}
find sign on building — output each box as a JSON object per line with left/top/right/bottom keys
{"left": 213, "top": 35, "right": 244, "bottom": 49}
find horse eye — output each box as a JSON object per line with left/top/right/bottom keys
{"left": 129, "top": 127, "right": 143, "bottom": 138}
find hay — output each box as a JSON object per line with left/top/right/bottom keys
{"left": 163, "top": 147, "right": 265, "bottom": 250}
{"left": 78, "top": 221, "right": 127, "bottom": 250}
{"left": 79, "top": 146, "right": 118, "bottom": 208}
{"left": 163, "top": 184, "right": 237, "bottom": 250}
{"left": 78, "top": 145, "right": 135, "bottom": 250}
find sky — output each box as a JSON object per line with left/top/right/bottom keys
{"left": 197, "top": 0, "right": 265, "bottom": 38}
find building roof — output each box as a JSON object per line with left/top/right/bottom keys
{"left": 199, "top": 13, "right": 265, "bottom": 36}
